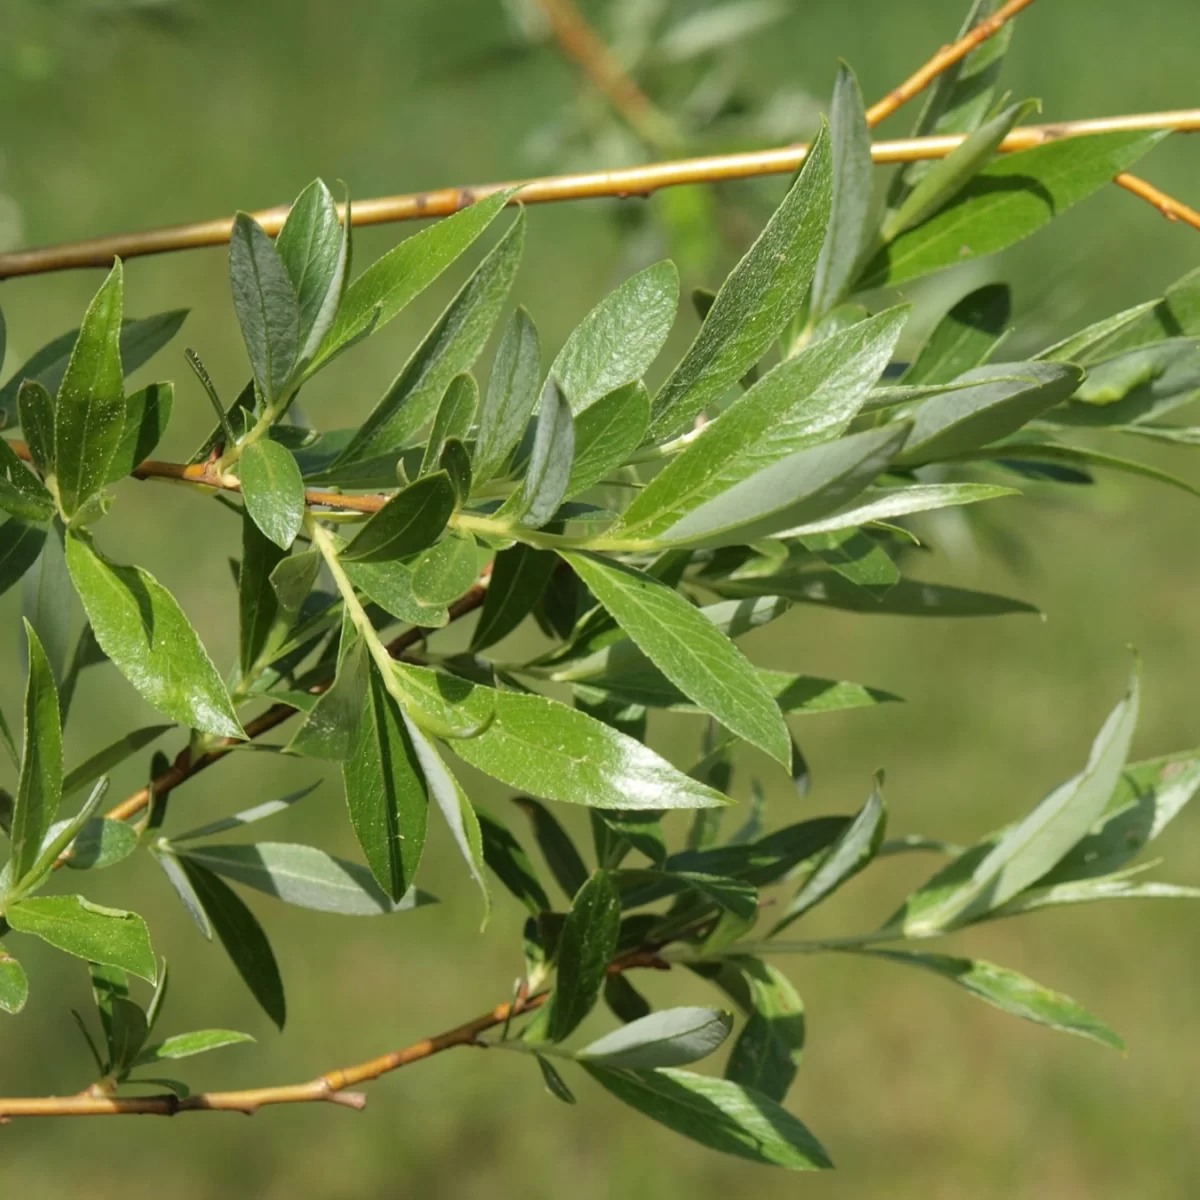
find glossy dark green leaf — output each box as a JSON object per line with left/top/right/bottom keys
{"left": 239, "top": 437, "right": 305, "bottom": 550}
{"left": 177, "top": 858, "right": 285, "bottom": 1028}
{"left": 287, "top": 635, "right": 369, "bottom": 761}
{"left": 811, "top": 64, "right": 871, "bottom": 319}
{"left": 336, "top": 209, "right": 524, "bottom": 463}
{"left": 579, "top": 1007, "right": 732, "bottom": 1069}
{"left": 581, "top": 1065, "right": 831, "bottom": 1169}
{"left": 411, "top": 533, "right": 479, "bottom": 605}
{"left": 10, "top": 621, "right": 62, "bottom": 884}
{"left": 860, "top": 132, "right": 1165, "bottom": 289}
{"left": 546, "top": 870, "right": 621, "bottom": 1041}
{"left": 563, "top": 552, "right": 789, "bottom": 765}
{"left": 773, "top": 780, "right": 886, "bottom": 933}
{"left": 229, "top": 213, "right": 300, "bottom": 402}
{"left": 342, "top": 663, "right": 428, "bottom": 900}
{"left": 721, "top": 957, "right": 805, "bottom": 1102}
{"left": 105, "top": 381, "right": 173, "bottom": 483}
{"left": 342, "top": 472, "right": 457, "bottom": 563}
{"left": 567, "top": 382, "right": 650, "bottom": 498}
{"left": 533, "top": 1053, "right": 576, "bottom": 1103}
{"left": 604, "top": 973, "right": 652, "bottom": 1024}
{"left": 857, "top": 950, "right": 1123, "bottom": 1050}
{"left": 650, "top": 126, "right": 833, "bottom": 438}
{"left": 0, "top": 519, "right": 47, "bottom": 601}
{"left": 275, "top": 178, "right": 348, "bottom": 364}
{"left": 343, "top": 557, "right": 449, "bottom": 627}
{"left": 904, "top": 284, "right": 1011, "bottom": 386}
{"left": 17, "top": 380, "right": 55, "bottom": 477}
{"left": 420, "top": 374, "right": 478, "bottom": 477}
{"left": 7, "top": 896, "right": 155, "bottom": 982}
{"left": 65, "top": 534, "right": 244, "bottom": 739}
{"left": 0, "top": 953, "right": 28, "bottom": 1014}
{"left": 55, "top": 262, "right": 127, "bottom": 516}
{"left": 520, "top": 380, "right": 574, "bottom": 528}
{"left": 177, "top": 841, "right": 431, "bottom": 916}
{"left": 239, "top": 509, "right": 286, "bottom": 675}
{"left": 477, "top": 805, "right": 551, "bottom": 915}
{"left": 318, "top": 188, "right": 516, "bottom": 367}
{"left": 474, "top": 306, "right": 541, "bottom": 487}
{"left": 471, "top": 543, "right": 556, "bottom": 652}
{"left": 552, "top": 262, "right": 679, "bottom": 414}
{"left": 513, "top": 796, "right": 589, "bottom": 901}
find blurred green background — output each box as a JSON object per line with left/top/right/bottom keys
{"left": 1, "top": 1, "right": 1200, "bottom": 1196}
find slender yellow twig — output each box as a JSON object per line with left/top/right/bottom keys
{"left": 1116, "top": 171, "right": 1200, "bottom": 232}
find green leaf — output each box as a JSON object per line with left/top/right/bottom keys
{"left": 90, "top": 963, "right": 147, "bottom": 1074}
{"left": 594, "top": 810, "right": 666, "bottom": 866}
{"left": 519, "top": 380, "right": 574, "bottom": 528}
{"left": 65, "top": 535, "right": 244, "bottom": 739}
{"left": 860, "top": 131, "right": 1166, "bottom": 289}
{"left": 239, "top": 438, "right": 305, "bottom": 550}
{"left": 857, "top": 950, "right": 1123, "bottom": 1050}
{"left": 656, "top": 423, "right": 910, "bottom": 550}
{"left": 335, "top": 209, "right": 524, "bottom": 463}
{"left": 10, "top": 621, "right": 62, "bottom": 884}
{"left": 133, "top": 1029, "right": 255, "bottom": 1067}
{"left": 567, "top": 382, "right": 650, "bottom": 499}
{"left": 342, "top": 663, "right": 428, "bottom": 900}
{"left": 579, "top": 1007, "right": 732, "bottom": 1069}
{"left": 904, "top": 284, "right": 1011, "bottom": 386}
{"left": 65, "top": 818, "right": 139, "bottom": 870}
{"left": 342, "top": 473, "right": 457, "bottom": 563}
{"left": 63, "top": 725, "right": 171, "bottom": 800}
{"left": 881, "top": 100, "right": 1038, "bottom": 243}
{"left": 546, "top": 870, "right": 621, "bottom": 1041}
{"left": 535, "top": 1053, "right": 577, "bottom": 1103}
{"left": 810, "top": 63, "right": 871, "bottom": 319}
{"left": 7, "top": 896, "right": 155, "bottom": 982}
{"left": 151, "top": 848, "right": 212, "bottom": 938}
{"left": 176, "top": 842, "right": 432, "bottom": 916}
{"left": 411, "top": 533, "right": 479, "bottom": 605}
{"left": 0, "top": 438, "right": 54, "bottom": 522}
{"left": 798, "top": 529, "right": 899, "bottom": 597}
{"left": 896, "top": 361, "right": 1082, "bottom": 465}
{"left": 581, "top": 1065, "right": 831, "bottom": 1169}
{"left": 650, "top": 125, "right": 833, "bottom": 438}
{"left": 287, "top": 635, "right": 369, "bottom": 761}
{"left": 54, "top": 261, "right": 127, "bottom": 516}
{"left": 562, "top": 552, "right": 789, "bottom": 766}
{"left": 105, "top": 381, "right": 173, "bottom": 482}
{"left": 721, "top": 958, "right": 805, "bottom": 1102}
{"left": 985, "top": 439, "right": 1200, "bottom": 499}
{"left": 513, "top": 796, "right": 589, "bottom": 900}
{"left": 903, "top": 668, "right": 1139, "bottom": 935}
{"left": 170, "top": 783, "right": 319, "bottom": 844}
{"left": 477, "top": 806, "right": 552, "bottom": 915}
{"left": 983, "top": 875, "right": 1200, "bottom": 920}
{"left": 471, "top": 543, "right": 557, "bottom": 652}
{"left": 420, "top": 374, "right": 478, "bottom": 477}
{"left": 772, "top": 779, "right": 886, "bottom": 933}
{"left": 318, "top": 188, "right": 516, "bottom": 367}
{"left": 343, "top": 557, "right": 448, "bottom": 627}
{"left": 782, "top": 482, "right": 1018, "bottom": 536}
{"left": 275, "top": 178, "right": 349, "bottom": 364}
{"left": 238, "top": 509, "right": 286, "bottom": 676}
{"left": 474, "top": 306, "right": 541, "bottom": 487}
{"left": 1037, "top": 301, "right": 1162, "bottom": 364}
{"left": 21, "top": 524, "right": 72, "bottom": 693}
{"left": 0, "top": 519, "right": 48, "bottom": 601}
{"left": 618, "top": 869, "right": 758, "bottom": 920}
{"left": 0, "top": 953, "right": 28, "bottom": 1014}
{"left": 229, "top": 212, "right": 300, "bottom": 403}
{"left": 17, "top": 380, "right": 55, "bottom": 477}
{"left": 176, "top": 858, "right": 286, "bottom": 1028}
{"left": 552, "top": 261, "right": 679, "bottom": 414}
{"left": 605, "top": 973, "right": 652, "bottom": 1023}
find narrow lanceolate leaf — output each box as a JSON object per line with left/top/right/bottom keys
{"left": 799, "top": 529, "right": 898, "bottom": 596}
{"left": 65, "top": 534, "right": 244, "bottom": 739}
{"left": 22, "top": 525, "right": 71, "bottom": 685}
{"left": 177, "top": 858, "right": 286, "bottom": 1028}
{"left": 896, "top": 362, "right": 1083, "bottom": 465}
{"left": 420, "top": 374, "right": 478, "bottom": 477}
{"left": 274, "top": 178, "right": 348, "bottom": 364}
{"left": 474, "top": 306, "right": 540, "bottom": 487}
{"left": 1037, "top": 301, "right": 1162, "bottom": 364}
{"left": 579, "top": 1007, "right": 732, "bottom": 1069}
{"left": 477, "top": 806, "right": 552, "bottom": 915}
{"left": 336, "top": 209, "right": 524, "bottom": 463}
{"left": 152, "top": 847, "right": 213, "bottom": 938}
{"left": 520, "top": 380, "right": 574, "bottom": 528}
{"left": 105, "top": 381, "right": 173, "bottom": 482}
{"left": 513, "top": 796, "right": 589, "bottom": 900}
{"left": 0, "top": 519, "right": 48, "bottom": 600}
{"left": 288, "top": 635, "right": 369, "bottom": 761}
{"left": 551, "top": 261, "right": 679, "bottom": 414}
{"left": 229, "top": 213, "right": 300, "bottom": 402}
{"left": 772, "top": 780, "right": 886, "bottom": 933}
{"left": 398, "top": 666, "right": 726, "bottom": 810}
{"left": 17, "top": 381, "right": 55, "bottom": 477}
{"left": 656, "top": 423, "right": 910, "bottom": 550}
{"left": 343, "top": 663, "right": 428, "bottom": 901}
{"left": 176, "top": 842, "right": 432, "bottom": 916}
{"left": 54, "top": 261, "right": 127, "bottom": 516}
{"left": 983, "top": 875, "right": 1200, "bottom": 920}
{"left": 650, "top": 126, "right": 833, "bottom": 439}
{"left": 567, "top": 382, "right": 650, "bottom": 499}
{"left": 238, "top": 510, "right": 286, "bottom": 675}
{"left": 536, "top": 1054, "right": 576, "bottom": 1103}
{"left": 810, "top": 63, "right": 872, "bottom": 319}
{"left": 63, "top": 725, "right": 172, "bottom": 800}
{"left": 546, "top": 870, "right": 621, "bottom": 1042}
{"left": 721, "top": 958, "right": 806, "bottom": 1102}
{"left": 903, "top": 669, "right": 1139, "bottom": 935}
{"left": 471, "top": 542, "right": 556, "bottom": 652}
{"left": 133, "top": 1029, "right": 255, "bottom": 1067}
{"left": 0, "top": 954, "right": 28, "bottom": 1014}
{"left": 581, "top": 1066, "right": 832, "bottom": 1170}
{"left": 342, "top": 473, "right": 457, "bottom": 563}
{"left": 904, "top": 284, "right": 1011, "bottom": 386}
{"left": 860, "top": 131, "right": 1166, "bottom": 289}
{"left": 10, "top": 621, "right": 63, "bottom": 884}
{"left": 6, "top": 896, "right": 155, "bottom": 982}
{"left": 318, "top": 188, "right": 516, "bottom": 367}
{"left": 239, "top": 438, "right": 306, "bottom": 550}
{"left": 562, "top": 552, "right": 790, "bottom": 767}
{"left": 857, "top": 950, "right": 1124, "bottom": 1050}
{"left": 782, "top": 483, "right": 1018, "bottom": 537}
{"left": 621, "top": 309, "right": 907, "bottom": 538}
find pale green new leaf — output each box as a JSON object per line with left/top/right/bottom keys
{"left": 133, "top": 1029, "right": 255, "bottom": 1067}
{"left": 0, "top": 954, "right": 28, "bottom": 1014}
{"left": 7, "top": 896, "right": 155, "bottom": 982}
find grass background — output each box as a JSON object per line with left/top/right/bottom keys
{"left": 1, "top": 1, "right": 1200, "bottom": 1195}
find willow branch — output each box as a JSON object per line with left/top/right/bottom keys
{"left": 1116, "top": 171, "right": 1200, "bottom": 232}
{"left": 0, "top": 950, "right": 666, "bottom": 1119}
{"left": 2, "top": 110, "right": 1197, "bottom": 279}
{"left": 864, "top": 0, "right": 1038, "bottom": 127}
